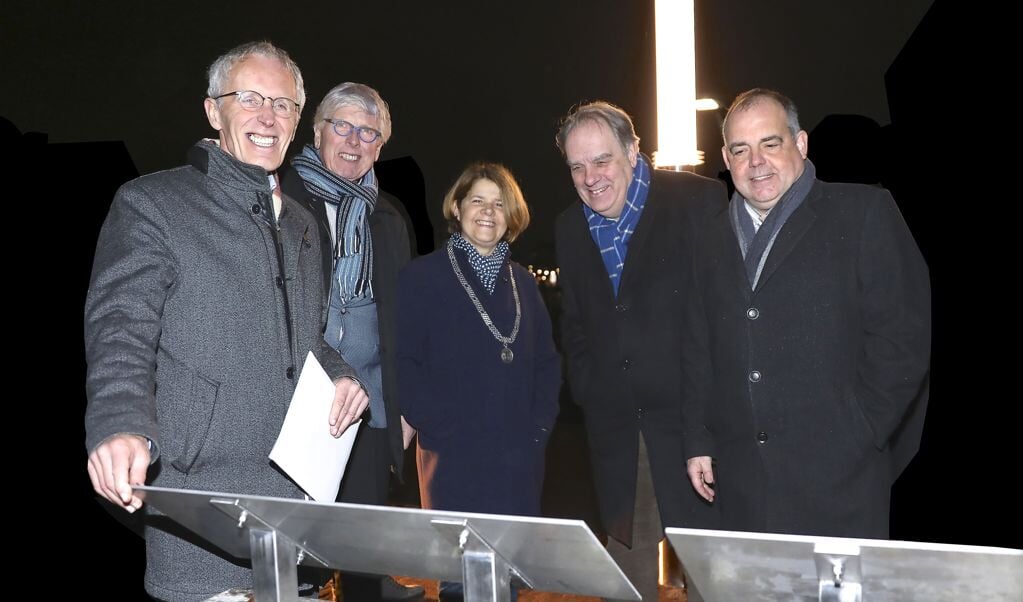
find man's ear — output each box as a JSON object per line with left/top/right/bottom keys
{"left": 204, "top": 98, "right": 223, "bottom": 131}
{"left": 627, "top": 141, "right": 639, "bottom": 168}
{"left": 795, "top": 130, "right": 808, "bottom": 159}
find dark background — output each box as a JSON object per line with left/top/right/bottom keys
{"left": 5, "top": 1, "right": 1009, "bottom": 598}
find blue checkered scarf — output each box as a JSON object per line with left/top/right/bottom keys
{"left": 583, "top": 154, "right": 651, "bottom": 297}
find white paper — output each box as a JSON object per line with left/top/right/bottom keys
{"left": 269, "top": 351, "right": 360, "bottom": 502}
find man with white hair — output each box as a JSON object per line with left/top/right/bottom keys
{"left": 84, "top": 41, "right": 367, "bottom": 601}
{"left": 281, "top": 82, "right": 421, "bottom": 600}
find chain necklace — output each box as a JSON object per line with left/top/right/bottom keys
{"left": 447, "top": 239, "right": 520, "bottom": 364}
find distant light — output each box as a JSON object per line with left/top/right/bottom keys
{"left": 695, "top": 98, "right": 719, "bottom": 111}
{"left": 653, "top": 0, "right": 703, "bottom": 168}
{"left": 527, "top": 266, "right": 561, "bottom": 287}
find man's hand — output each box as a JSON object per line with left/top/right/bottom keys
{"left": 87, "top": 434, "right": 150, "bottom": 512}
{"left": 687, "top": 455, "right": 716, "bottom": 502}
{"left": 329, "top": 377, "right": 369, "bottom": 437}
{"left": 400, "top": 415, "right": 416, "bottom": 450}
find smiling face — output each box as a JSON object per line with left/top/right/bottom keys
{"left": 453, "top": 178, "right": 508, "bottom": 256}
{"left": 722, "top": 98, "right": 808, "bottom": 213}
{"left": 203, "top": 54, "right": 299, "bottom": 172}
{"left": 313, "top": 105, "right": 383, "bottom": 181}
{"left": 563, "top": 119, "right": 638, "bottom": 219}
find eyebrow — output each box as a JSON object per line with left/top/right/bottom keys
{"left": 568, "top": 151, "right": 614, "bottom": 166}
{"left": 727, "top": 134, "right": 784, "bottom": 153}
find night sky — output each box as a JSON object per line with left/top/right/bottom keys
{"left": 7, "top": 0, "right": 931, "bottom": 256}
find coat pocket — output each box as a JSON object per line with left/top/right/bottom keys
{"left": 156, "top": 349, "right": 220, "bottom": 474}
{"left": 839, "top": 387, "right": 879, "bottom": 451}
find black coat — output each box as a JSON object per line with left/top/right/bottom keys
{"left": 681, "top": 179, "right": 931, "bottom": 538}
{"left": 555, "top": 169, "right": 727, "bottom": 545}
{"left": 280, "top": 168, "right": 412, "bottom": 474}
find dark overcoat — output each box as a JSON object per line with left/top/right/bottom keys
{"left": 555, "top": 169, "right": 726, "bottom": 545}
{"left": 397, "top": 246, "right": 561, "bottom": 516}
{"left": 681, "top": 179, "right": 931, "bottom": 538}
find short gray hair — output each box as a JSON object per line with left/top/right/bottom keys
{"left": 555, "top": 101, "right": 640, "bottom": 157}
{"left": 207, "top": 41, "right": 306, "bottom": 109}
{"left": 722, "top": 88, "right": 801, "bottom": 140}
{"left": 313, "top": 82, "right": 392, "bottom": 144}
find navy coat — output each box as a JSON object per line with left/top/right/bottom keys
{"left": 681, "top": 179, "right": 931, "bottom": 538}
{"left": 397, "top": 244, "right": 560, "bottom": 516}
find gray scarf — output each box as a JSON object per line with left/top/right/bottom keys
{"left": 730, "top": 159, "right": 816, "bottom": 289}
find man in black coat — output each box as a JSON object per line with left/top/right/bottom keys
{"left": 554, "top": 101, "right": 725, "bottom": 601}
{"left": 682, "top": 89, "right": 931, "bottom": 539}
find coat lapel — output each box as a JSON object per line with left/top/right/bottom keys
{"left": 753, "top": 183, "right": 820, "bottom": 294}
{"left": 273, "top": 199, "right": 310, "bottom": 279}
{"left": 616, "top": 188, "right": 659, "bottom": 297}
{"left": 712, "top": 208, "right": 752, "bottom": 301}
{"left": 571, "top": 204, "right": 618, "bottom": 304}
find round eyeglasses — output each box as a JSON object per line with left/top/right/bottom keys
{"left": 325, "top": 118, "right": 382, "bottom": 144}
{"left": 214, "top": 90, "right": 300, "bottom": 117}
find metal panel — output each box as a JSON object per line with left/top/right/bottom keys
{"left": 666, "top": 527, "right": 1023, "bottom": 601}
{"left": 136, "top": 485, "right": 640, "bottom": 600}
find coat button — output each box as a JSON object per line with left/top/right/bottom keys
{"left": 621, "top": 359, "right": 631, "bottom": 371}
{"left": 286, "top": 366, "right": 295, "bottom": 379}
{"left": 251, "top": 204, "right": 261, "bottom": 214}
{"left": 757, "top": 431, "right": 769, "bottom": 444}
{"left": 746, "top": 307, "right": 759, "bottom": 320}
{"left": 749, "top": 370, "right": 761, "bottom": 382}
{"left": 275, "top": 276, "right": 284, "bottom": 288}
{"left": 615, "top": 303, "right": 628, "bottom": 313}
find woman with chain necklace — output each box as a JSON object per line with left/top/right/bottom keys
{"left": 397, "top": 162, "right": 561, "bottom": 530}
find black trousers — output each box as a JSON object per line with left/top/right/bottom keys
{"left": 337, "top": 424, "right": 391, "bottom": 505}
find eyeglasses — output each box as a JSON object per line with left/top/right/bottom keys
{"left": 214, "top": 90, "right": 300, "bottom": 117}
{"left": 324, "top": 118, "right": 382, "bottom": 144}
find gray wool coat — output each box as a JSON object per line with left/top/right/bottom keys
{"left": 84, "top": 140, "right": 355, "bottom": 602}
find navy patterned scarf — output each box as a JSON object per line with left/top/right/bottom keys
{"left": 451, "top": 232, "right": 510, "bottom": 294}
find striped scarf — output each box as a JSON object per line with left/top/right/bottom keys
{"left": 291, "top": 144, "right": 378, "bottom": 301}
{"left": 584, "top": 153, "right": 651, "bottom": 297}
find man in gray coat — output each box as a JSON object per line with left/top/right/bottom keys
{"left": 84, "top": 41, "right": 368, "bottom": 601}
